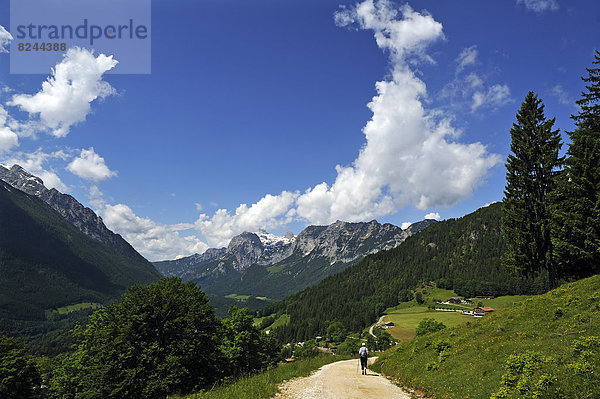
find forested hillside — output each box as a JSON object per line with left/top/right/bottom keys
{"left": 0, "top": 181, "right": 161, "bottom": 354}
{"left": 267, "top": 203, "right": 548, "bottom": 343}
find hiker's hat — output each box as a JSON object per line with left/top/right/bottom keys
{"left": 362, "top": 343, "right": 365, "bottom": 346}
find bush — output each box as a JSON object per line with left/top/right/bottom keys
{"left": 397, "top": 289, "right": 412, "bottom": 303}
{"left": 336, "top": 336, "right": 361, "bottom": 356}
{"left": 373, "top": 328, "right": 394, "bottom": 350}
{"left": 415, "top": 291, "right": 425, "bottom": 304}
{"left": 294, "top": 339, "right": 319, "bottom": 359}
{"left": 326, "top": 321, "right": 348, "bottom": 343}
{"left": 222, "top": 306, "right": 279, "bottom": 377}
{"left": 416, "top": 318, "right": 446, "bottom": 336}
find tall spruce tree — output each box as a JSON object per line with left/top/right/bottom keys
{"left": 551, "top": 50, "right": 600, "bottom": 280}
{"left": 502, "top": 91, "right": 562, "bottom": 288}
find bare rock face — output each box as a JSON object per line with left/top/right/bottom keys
{"left": 293, "top": 225, "right": 328, "bottom": 257}
{"left": 155, "top": 217, "right": 437, "bottom": 295}
{"left": 227, "top": 232, "right": 265, "bottom": 271}
{"left": 292, "top": 220, "right": 404, "bottom": 264}
{"left": 0, "top": 164, "right": 148, "bottom": 263}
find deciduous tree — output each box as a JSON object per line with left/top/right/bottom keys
{"left": 0, "top": 335, "right": 41, "bottom": 399}
{"left": 50, "top": 278, "right": 223, "bottom": 399}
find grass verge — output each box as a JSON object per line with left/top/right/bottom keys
{"left": 174, "top": 354, "right": 345, "bottom": 399}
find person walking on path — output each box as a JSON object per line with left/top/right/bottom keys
{"left": 358, "top": 343, "right": 369, "bottom": 375}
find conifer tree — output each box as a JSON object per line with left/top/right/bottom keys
{"left": 551, "top": 51, "right": 600, "bottom": 280}
{"left": 502, "top": 92, "right": 562, "bottom": 288}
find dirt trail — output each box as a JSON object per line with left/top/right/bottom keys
{"left": 273, "top": 358, "right": 410, "bottom": 399}
{"left": 369, "top": 315, "right": 386, "bottom": 337}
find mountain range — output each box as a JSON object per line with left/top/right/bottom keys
{"left": 155, "top": 218, "right": 436, "bottom": 307}
{"left": 264, "top": 202, "right": 549, "bottom": 343}
{"left": 0, "top": 165, "right": 148, "bottom": 263}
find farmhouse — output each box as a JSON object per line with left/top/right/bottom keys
{"left": 473, "top": 306, "right": 495, "bottom": 317}
{"left": 384, "top": 321, "right": 395, "bottom": 328}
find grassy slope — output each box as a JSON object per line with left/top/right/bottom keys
{"left": 384, "top": 309, "right": 472, "bottom": 341}
{"left": 371, "top": 274, "right": 600, "bottom": 398}
{"left": 382, "top": 290, "right": 530, "bottom": 342}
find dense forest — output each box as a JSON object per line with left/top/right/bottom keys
{"left": 266, "top": 202, "right": 548, "bottom": 343}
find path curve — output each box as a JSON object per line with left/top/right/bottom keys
{"left": 273, "top": 358, "right": 410, "bottom": 399}
{"left": 368, "top": 315, "right": 386, "bottom": 337}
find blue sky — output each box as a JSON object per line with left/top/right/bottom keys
{"left": 0, "top": 0, "right": 598, "bottom": 260}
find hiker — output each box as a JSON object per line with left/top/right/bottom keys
{"left": 358, "top": 342, "right": 369, "bottom": 375}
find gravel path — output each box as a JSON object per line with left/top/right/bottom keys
{"left": 368, "top": 315, "right": 386, "bottom": 337}
{"left": 273, "top": 358, "right": 410, "bottom": 399}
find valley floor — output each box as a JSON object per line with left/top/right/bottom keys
{"left": 273, "top": 358, "right": 410, "bottom": 399}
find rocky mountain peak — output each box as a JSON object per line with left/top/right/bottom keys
{"left": 0, "top": 164, "right": 148, "bottom": 263}
{"left": 0, "top": 164, "right": 47, "bottom": 196}
{"left": 226, "top": 232, "right": 264, "bottom": 271}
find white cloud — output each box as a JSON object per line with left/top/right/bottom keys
{"left": 297, "top": 1, "right": 499, "bottom": 219}
{"left": 102, "top": 203, "right": 209, "bottom": 261}
{"left": 424, "top": 212, "right": 440, "bottom": 220}
{"left": 456, "top": 45, "right": 478, "bottom": 73}
{"left": 66, "top": 147, "right": 117, "bottom": 181}
{"left": 9, "top": 47, "right": 117, "bottom": 137}
{"left": 1, "top": 149, "right": 70, "bottom": 191}
{"left": 195, "top": 191, "right": 298, "bottom": 247}
{"left": 0, "top": 106, "right": 18, "bottom": 153}
{"left": 517, "top": 0, "right": 559, "bottom": 13}
{"left": 195, "top": 202, "right": 203, "bottom": 212}
{"left": 401, "top": 222, "right": 412, "bottom": 230}
{"left": 0, "top": 127, "right": 18, "bottom": 153}
{"left": 551, "top": 84, "right": 572, "bottom": 105}
{"left": 483, "top": 201, "right": 498, "bottom": 208}
{"left": 464, "top": 73, "right": 484, "bottom": 90}
{"left": 0, "top": 25, "right": 12, "bottom": 53}
{"left": 335, "top": 1, "right": 444, "bottom": 63}
{"left": 186, "top": 0, "right": 501, "bottom": 250}
{"left": 471, "top": 84, "right": 512, "bottom": 112}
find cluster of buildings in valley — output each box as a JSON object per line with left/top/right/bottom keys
{"left": 438, "top": 296, "right": 495, "bottom": 317}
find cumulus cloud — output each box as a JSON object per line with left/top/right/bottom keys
{"left": 102, "top": 203, "right": 209, "bottom": 261}
{"left": 1, "top": 149, "right": 70, "bottom": 191}
{"left": 185, "top": 0, "right": 501, "bottom": 248}
{"left": 66, "top": 147, "right": 117, "bottom": 181}
{"left": 471, "top": 84, "right": 512, "bottom": 112}
{"left": 0, "top": 106, "right": 18, "bottom": 153}
{"left": 424, "top": 212, "right": 440, "bottom": 220}
{"left": 456, "top": 45, "right": 478, "bottom": 73}
{"left": 0, "top": 25, "right": 12, "bottom": 53}
{"left": 9, "top": 47, "right": 117, "bottom": 137}
{"left": 517, "top": 0, "right": 559, "bottom": 13}
{"left": 195, "top": 191, "right": 298, "bottom": 247}
{"left": 298, "top": 1, "right": 499, "bottom": 218}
